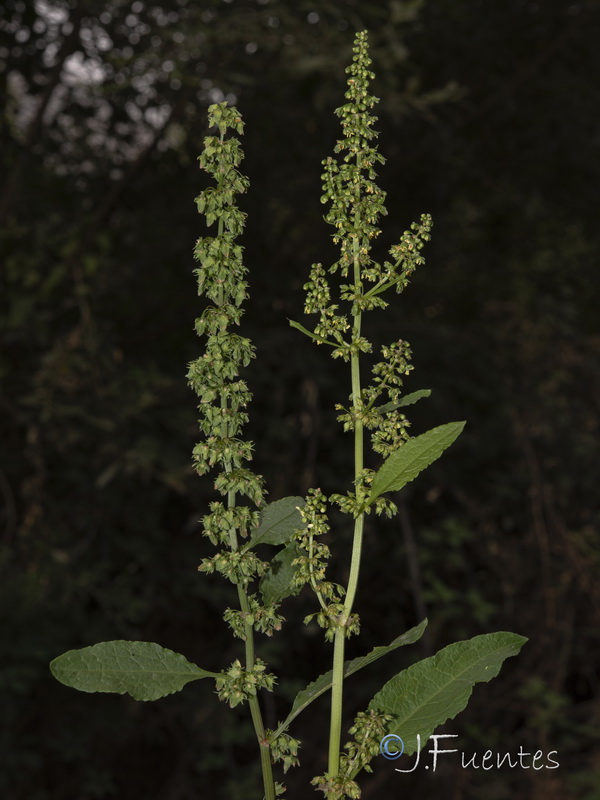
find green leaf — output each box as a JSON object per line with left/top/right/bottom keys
{"left": 368, "top": 632, "right": 527, "bottom": 758}
{"left": 288, "top": 319, "right": 337, "bottom": 347}
{"left": 259, "top": 542, "right": 302, "bottom": 604}
{"left": 50, "top": 641, "right": 220, "bottom": 701}
{"left": 244, "top": 496, "right": 305, "bottom": 550}
{"left": 370, "top": 421, "right": 465, "bottom": 501}
{"left": 377, "top": 389, "right": 431, "bottom": 413}
{"left": 273, "top": 620, "right": 427, "bottom": 738}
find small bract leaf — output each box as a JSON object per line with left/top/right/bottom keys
{"left": 245, "top": 496, "right": 305, "bottom": 550}
{"left": 259, "top": 542, "right": 302, "bottom": 604}
{"left": 274, "top": 620, "right": 427, "bottom": 738}
{"left": 370, "top": 421, "right": 465, "bottom": 501}
{"left": 378, "top": 389, "right": 431, "bottom": 413}
{"left": 50, "top": 641, "right": 219, "bottom": 701}
{"left": 288, "top": 319, "right": 337, "bottom": 347}
{"left": 368, "top": 632, "right": 527, "bottom": 759}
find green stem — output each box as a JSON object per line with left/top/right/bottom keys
{"left": 327, "top": 236, "right": 365, "bottom": 789}
{"left": 363, "top": 276, "right": 396, "bottom": 299}
{"left": 328, "top": 627, "right": 346, "bottom": 779}
{"left": 238, "top": 587, "right": 276, "bottom": 800}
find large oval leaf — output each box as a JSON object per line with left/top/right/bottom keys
{"left": 244, "top": 496, "right": 305, "bottom": 550}
{"left": 50, "top": 641, "right": 220, "bottom": 701}
{"left": 369, "top": 421, "right": 465, "bottom": 501}
{"left": 259, "top": 542, "right": 303, "bottom": 604}
{"left": 368, "top": 632, "right": 527, "bottom": 759}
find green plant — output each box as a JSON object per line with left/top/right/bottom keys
{"left": 50, "top": 31, "right": 526, "bottom": 800}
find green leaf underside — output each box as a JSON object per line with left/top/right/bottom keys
{"left": 367, "top": 632, "right": 527, "bottom": 761}
{"left": 370, "top": 421, "right": 465, "bottom": 501}
{"left": 245, "top": 496, "right": 305, "bottom": 550}
{"left": 273, "top": 620, "right": 428, "bottom": 738}
{"left": 378, "top": 389, "right": 431, "bottom": 413}
{"left": 50, "top": 641, "right": 220, "bottom": 701}
{"left": 260, "top": 542, "right": 303, "bottom": 604}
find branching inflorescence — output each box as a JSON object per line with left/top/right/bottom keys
{"left": 294, "top": 30, "right": 435, "bottom": 796}
{"left": 49, "top": 31, "right": 526, "bottom": 800}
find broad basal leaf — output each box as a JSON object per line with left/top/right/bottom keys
{"left": 370, "top": 421, "right": 465, "bottom": 501}
{"left": 260, "top": 542, "right": 302, "bottom": 604}
{"left": 244, "top": 496, "right": 305, "bottom": 550}
{"left": 50, "top": 641, "right": 220, "bottom": 701}
{"left": 273, "top": 620, "right": 427, "bottom": 738}
{"left": 368, "top": 632, "right": 527, "bottom": 758}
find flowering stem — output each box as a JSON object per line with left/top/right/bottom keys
{"left": 328, "top": 236, "right": 365, "bottom": 787}
{"left": 192, "top": 106, "right": 275, "bottom": 800}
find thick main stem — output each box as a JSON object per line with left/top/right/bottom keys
{"left": 327, "top": 239, "right": 365, "bottom": 787}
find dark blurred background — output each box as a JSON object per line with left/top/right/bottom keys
{"left": 1, "top": 1, "right": 599, "bottom": 798}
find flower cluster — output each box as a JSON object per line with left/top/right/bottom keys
{"left": 291, "top": 489, "right": 342, "bottom": 603}
{"left": 198, "top": 547, "right": 267, "bottom": 587}
{"left": 215, "top": 658, "right": 277, "bottom": 708}
{"left": 267, "top": 731, "right": 301, "bottom": 773}
{"left": 340, "top": 709, "right": 392, "bottom": 778}
{"left": 290, "top": 489, "right": 363, "bottom": 642}
{"left": 223, "top": 595, "right": 285, "bottom": 639}
{"left": 311, "top": 710, "right": 392, "bottom": 798}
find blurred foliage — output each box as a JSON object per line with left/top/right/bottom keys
{"left": 1, "top": 0, "right": 599, "bottom": 798}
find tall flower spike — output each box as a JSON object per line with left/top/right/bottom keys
{"left": 187, "top": 102, "right": 265, "bottom": 569}
{"left": 321, "top": 29, "right": 387, "bottom": 280}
